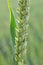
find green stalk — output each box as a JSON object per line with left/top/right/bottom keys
{"left": 15, "top": 0, "right": 29, "bottom": 65}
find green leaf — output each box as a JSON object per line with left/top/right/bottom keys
{"left": 10, "top": 8, "right": 16, "bottom": 45}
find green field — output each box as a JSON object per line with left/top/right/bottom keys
{"left": 0, "top": 0, "right": 43, "bottom": 65}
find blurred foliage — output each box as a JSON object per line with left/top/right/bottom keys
{"left": 0, "top": 0, "right": 43, "bottom": 65}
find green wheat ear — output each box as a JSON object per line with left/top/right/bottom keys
{"left": 8, "top": 0, "right": 29, "bottom": 65}
{"left": 15, "top": 0, "right": 29, "bottom": 65}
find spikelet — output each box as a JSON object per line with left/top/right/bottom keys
{"left": 15, "top": 0, "right": 29, "bottom": 65}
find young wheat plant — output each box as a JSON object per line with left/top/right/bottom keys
{"left": 8, "top": 0, "right": 29, "bottom": 65}
{"left": 15, "top": 0, "right": 30, "bottom": 65}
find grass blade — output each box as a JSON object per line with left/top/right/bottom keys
{"left": 10, "top": 8, "right": 16, "bottom": 45}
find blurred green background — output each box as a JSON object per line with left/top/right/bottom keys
{"left": 0, "top": 0, "right": 43, "bottom": 65}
